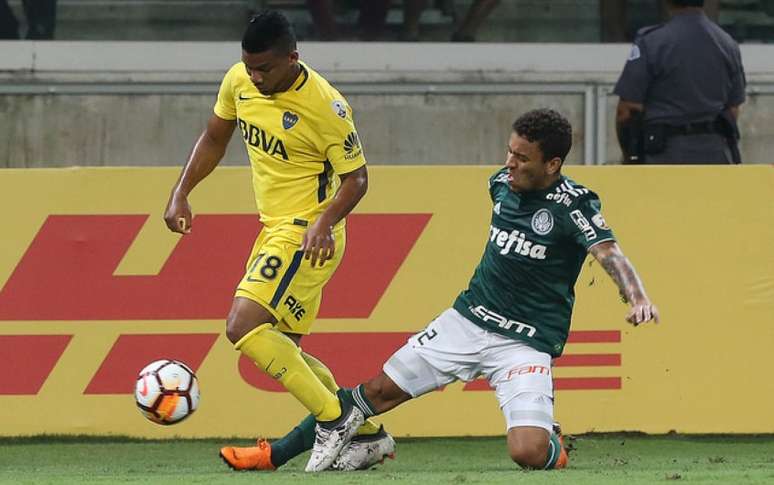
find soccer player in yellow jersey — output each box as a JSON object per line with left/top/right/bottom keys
{"left": 163, "top": 11, "right": 392, "bottom": 472}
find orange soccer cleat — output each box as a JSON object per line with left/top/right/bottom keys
{"left": 219, "top": 439, "right": 276, "bottom": 471}
{"left": 553, "top": 423, "right": 571, "bottom": 469}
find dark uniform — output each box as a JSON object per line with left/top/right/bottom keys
{"left": 614, "top": 11, "right": 746, "bottom": 164}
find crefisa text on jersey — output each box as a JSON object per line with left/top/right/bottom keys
{"left": 489, "top": 225, "right": 548, "bottom": 260}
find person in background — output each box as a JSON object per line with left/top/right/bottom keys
{"left": 306, "top": 0, "right": 430, "bottom": 41}
{"left": 614, "top": 0, "right": 745, "bottom": 164}
{"left": 600, "top": 0, "right": 720, "bottom": 43}
{"left": 451, "top": 0, "right": 500, "bottom": 42}
{"left": 0, "top": 0, "right": 20, "bottom": 39}
{"left": 0, "top": 0, "right": 56, "bottom": 39}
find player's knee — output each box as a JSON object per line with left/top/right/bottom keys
{"left": 225, "top": 311, "right": 260, "bottom": 344}
{"left": 225, "top": 316, "right": 247, "bottom": 344}
{"left": 225, "top": 299, "right": 275, "bottom": 344}
{"left": 508, "top": 438, "right": 549, "bottom": 469}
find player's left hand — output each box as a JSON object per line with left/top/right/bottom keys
{"left": 301, "top": 219, "right": 335, "bottom": 267}
{"left": 626, "top": 300, "right": 660, "bottom": 326}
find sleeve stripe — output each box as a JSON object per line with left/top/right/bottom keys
{"left": 586, "top": 237, "right": 616, "bottom": 250}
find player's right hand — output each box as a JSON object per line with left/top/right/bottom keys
{"left": 626, "top": 300, "right": 659, "bottom": 326}
{"left": 163, "top": 193, "right": 192, "bottom": 234}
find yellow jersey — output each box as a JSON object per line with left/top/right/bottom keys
{"left": 214, "top": 61, "right": 367, "bottom": 227}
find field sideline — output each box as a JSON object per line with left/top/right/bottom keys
{"left": 1, "top": 434, "right": 772, "bottom": 484}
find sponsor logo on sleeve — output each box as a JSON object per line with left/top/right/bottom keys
{"left": 331, "top": 100, "right": 347, "bottom": 119}
{"left": 570, "top": 210, "right": 597, "bottom": 241}
{"left": 592, "top": 213, "right": 610, "bottom": 230}
{"left": 343, "top": 131, "right": 362, "bottom": 160}
{"left": 493, "top": 202, "right": 501, "bottom": 215}
{"left": 531, "top": 209, "right": 554, "bottom": 235}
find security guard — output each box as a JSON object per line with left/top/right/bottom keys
{"left": 614, "top": 0, "right": 746, "bottom": 164}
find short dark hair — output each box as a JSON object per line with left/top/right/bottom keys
{"left": 512, "top": 109, "right": 573, "bottom": 163}
{"left": 667, "top": 0, "right": 704, "bottom": 7}
{"left": 242, "top": 10, "right": 297, "bottom": 54}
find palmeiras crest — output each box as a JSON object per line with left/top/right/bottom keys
{"left": 531, "top": 209, "right": 554, "bottom": 235}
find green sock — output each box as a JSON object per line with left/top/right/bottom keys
{"left": 338, "top": 385, "right": 377, "bottom": 417}
{"left": 336, "top": 388, "right": 357, "bottom": 408}
{"left": 543, "top": 433, "right": 562, "bottom": 470}
{"left": 270, "top": 414, "right": 316, "bottom": 468}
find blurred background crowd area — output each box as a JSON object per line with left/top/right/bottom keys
{"left": 3, "top": 0, "right": 774, "bottom": 43}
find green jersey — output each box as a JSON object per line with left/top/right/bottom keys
{"left": 453, "top": 169, "right": 615, "bottom": 357}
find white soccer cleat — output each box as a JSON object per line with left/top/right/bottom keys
{"left": 305, "top": 404, "right": 365, "bottom": 472}
{"left": 331, "top": 426, "right": 396, "bottom": 471}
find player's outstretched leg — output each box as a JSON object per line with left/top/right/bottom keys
{"left": 220, "top": 347, "right": 390, "bottom": 472}
{"left": 302, "top": 352, "right": 386, "bottom": 439}
{"left": 220, "top": 404, "right": 396, "bottom": 472}
{"left": 221, "top": 381, "right": 394, "bottom": 471}
{"left": 305, "top": 397, "right": 364, "bottom": 472}
{"left": 220, "top": 415, "right": 317, "bottom": 471}
{"left": 303, "top": 353, "right": 396, "bottom": 471}
{"left": 228, "top": 298, "right": 342, "bottom": 422}
{"left": 331, "top": 424, "right": 396, "bottom": 471}
{"left": 307, "top": 373, "right": 412, "bottom": 472}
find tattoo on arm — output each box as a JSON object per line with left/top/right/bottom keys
{"left": 597, "top": 251, "right": 647, "bottom": 304}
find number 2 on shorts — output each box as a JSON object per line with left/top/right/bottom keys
{"left": 416, "top": 329, "right": 438, "bottom": 346}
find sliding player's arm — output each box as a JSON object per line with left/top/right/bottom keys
{"left": 164, "top": 114, "right": 235, "bottom": 234}
{"left": 589, "top": 241, "right": 660, "bottom": 326}
{"left": 302, "top": 165, "right": 368, "bottom": 267}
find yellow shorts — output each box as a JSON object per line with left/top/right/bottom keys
{"left": 235, "top": 221, "right": 346, "bottom": 335}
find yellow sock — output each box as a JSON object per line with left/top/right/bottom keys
{"left": 302, "top": 351, "right": 381, "bottom": 436}
{"left": 235, "top": 324, "right": 341, "bottom": 421}
{"left": 302, "top": 352, "right": 339, "bottom": 394}
{"left": 356, "top": 418, "right": 382, "bottom": 436}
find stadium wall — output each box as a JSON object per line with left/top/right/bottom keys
{"left": 2, "top": 42, "right": 774, "bottom": 167}
{"left": 0, "top": 166, "right": 771, "bottom": 438}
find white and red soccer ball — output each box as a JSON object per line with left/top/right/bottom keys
{"left": 134, "top": 359, "right": 200, "bottom": 425}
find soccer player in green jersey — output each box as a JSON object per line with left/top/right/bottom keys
{"left": 309, "top": 108, "right": 660, "bottom": 471}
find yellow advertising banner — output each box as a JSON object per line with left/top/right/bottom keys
{"left": 0, "top": 166, "right": 772, "bottom": 437}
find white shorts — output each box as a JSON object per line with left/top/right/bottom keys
{"left": 383, "top": 308, "right": 554, "bottom": 432}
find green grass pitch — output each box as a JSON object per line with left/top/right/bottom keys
{"left": 1, "top": 434, "right": 772, "bottom": 484}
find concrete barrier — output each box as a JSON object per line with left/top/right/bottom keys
{"left": 1, "top": 42, "right": 773, "bottom": 167}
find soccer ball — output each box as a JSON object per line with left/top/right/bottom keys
{"left": 134, "top": 359, "right": 200, "bottom": 425}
